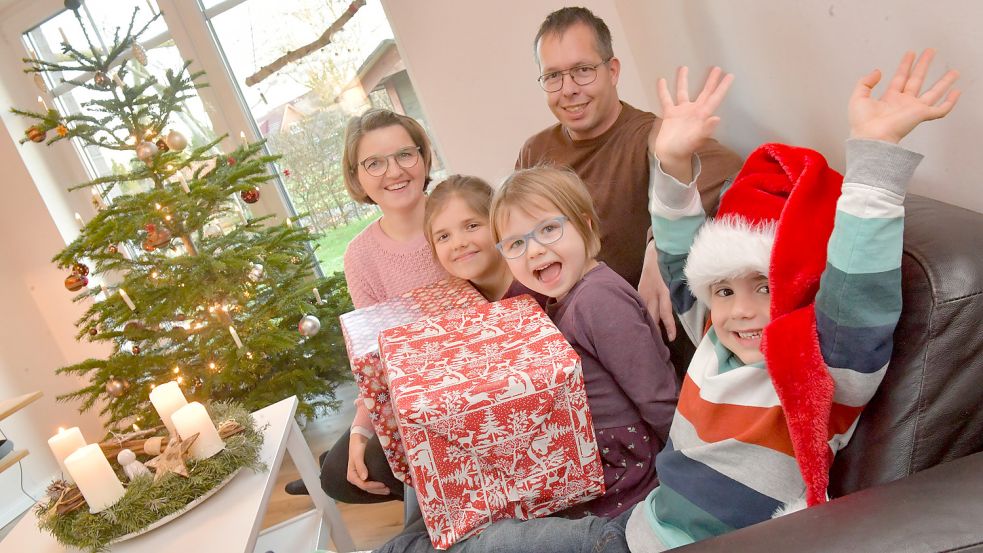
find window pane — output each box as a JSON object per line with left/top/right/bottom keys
{"left": 24, "top": 3, "right": 247, "bottom": 248}
{"left": 206, "top": 0, "right": 444, "bottom": 274}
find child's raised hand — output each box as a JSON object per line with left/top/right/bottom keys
{"left": 849, "top": 49, "right": 960, "bottom": 144}
{"left": 652, "top": 66, "right": 734, "bottom": 181}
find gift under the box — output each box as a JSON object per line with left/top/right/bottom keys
{"left": 380, "top": 295, "right": 604, "bottom": 549}
{"left": 339, "top": 277, "right": 487, "bottom": 484}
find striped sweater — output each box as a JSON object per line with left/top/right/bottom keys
{"left": 626, "top": 139, "right": 922, "bottom": 551}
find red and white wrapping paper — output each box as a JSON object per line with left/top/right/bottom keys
{"left": 380, "top": 295, "right": 604, "bottom": 549}
{"left": 340, "top": 278, "right": 487, "bottom": 484}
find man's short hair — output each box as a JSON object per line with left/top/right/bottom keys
{"left": 534, "top": 6, "right": 614, "bottom": 64}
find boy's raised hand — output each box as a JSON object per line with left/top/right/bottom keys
{"left": 651, "top": 66, "right": 734, "bottom": 182}
{"left": 850, "top": 49, "right": 960, "bottom": 144}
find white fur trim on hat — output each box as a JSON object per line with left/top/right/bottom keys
{"left": 684, "top": 216, "right": 776, "bottom": 306}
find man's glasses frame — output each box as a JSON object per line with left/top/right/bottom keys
{"left": 537, "top": 58, "right": 613, "bottom": 92}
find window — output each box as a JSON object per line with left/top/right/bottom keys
{"left": 202, "top": 0, "right": 443, "bottom": 273}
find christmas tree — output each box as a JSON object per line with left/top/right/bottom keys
{"left": 12, "top": 6, "right": 352, "bottom": 429}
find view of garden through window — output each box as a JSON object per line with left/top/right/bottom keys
{"left": 206, "top": 0, "right": 443, "bottom": 274}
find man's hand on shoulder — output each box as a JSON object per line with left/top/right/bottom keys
{"left": 638, "top": 240, "right": 677, "bottom": 342}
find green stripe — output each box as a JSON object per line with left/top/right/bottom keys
{"left": 816, "top": 264, "right": 902, "bottom": 327}
{"left": 707, "top": 328, "right": 764, "bottom": 373}
{"left": 652, "top": 213, "right": 704, "bottom": 255}
{"left": 827, "top": 211, "right": 903, "bottom": 274}
{"left": 648, "top": 484, "right": 734, "bottom": 546}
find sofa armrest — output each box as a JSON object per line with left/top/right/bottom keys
{"left": 676, "top": 452, "right": 983, "bottom": 553}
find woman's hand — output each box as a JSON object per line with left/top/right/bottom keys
{"left": 849, "top": 49, "right": 960, "bottom": 144}
{"left": 347, "top": 433, "right": 390, "bottom": 495}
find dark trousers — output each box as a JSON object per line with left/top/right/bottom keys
{"left": 321, "top": 429, "right": 404, "bottom": 504}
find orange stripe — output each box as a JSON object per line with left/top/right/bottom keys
{"left": 678, "top": 374, "right": 796, "bottom": 456}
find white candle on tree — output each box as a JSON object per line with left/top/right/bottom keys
{"left": 47, "top": 427, "right": 87, "bottom": 484}
{"left": 64, "top": 444, "right": 125, "bottom": 513}
{"left": 171, "top": 402, "right": 224, "bottom": 459}
{"left": 149, "top": 381, "right": 188, "bottom": 437}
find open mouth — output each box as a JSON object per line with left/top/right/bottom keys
{"left": 563, "top": 102, "right": 588, "bottom": 115}
{"left": 734, "top": 330, "right": 762, "bottom": 341}
{"left": 534, "top": 261, "right": 562, "bottom": 284}
{"left": 385, "top": 181, "right": 409, "bottom": 192}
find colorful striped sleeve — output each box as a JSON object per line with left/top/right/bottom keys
{"left": 816, "top": 140, "right": 922, "bottom": 436}
{"left": 648, "top": 153, "right": 714, "bottom": 345}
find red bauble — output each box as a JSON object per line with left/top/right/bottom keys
{"left": 142, "top": 223, "right": 172, "bottom": 252}
{"left": 108, "top": 244, "right": 119, "bottom": 255}
{"left": 26, "top": 126, "right": 46, "bottom": 143}
{"left": 65, "top": 273, "right": 88, "bottom": 291}
{"left": 88, "top": 327, "right": 98, "bottom": 336}
{"left": 131, "top": 345, "right": 141, "bottom": 354}
{"left": 240, "top": 188, "right": 260, "bottom": 204}
{"left": 71, "top": 262, "right": 89, "bottom": 276}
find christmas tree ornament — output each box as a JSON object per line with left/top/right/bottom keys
{"left": 145, "top": 432, "right": 199, "bottom": 482}
{"left": 105, "top": 377, "right": 129, "bottom": 398}
{"left": 117, "top": 449, "right": 151, "bottom": 481}
{"left": 155, "top": 137, "right": 169, "bottom": 153}
{"left": 93, "top": 71, "right": 111, "bottom": 89}
{"left": 131, "top": 41, "right": 148, "bottom": 66}
{"left": 142, "top": 223, "right": 171, "bottom": 251}
{"left": 64, "top": 0, "right": 83, "bottom": 11}
{"left": 107, "top": 244, "right": 119, "bottom": 254}
{"left": 88, "top": 328, "right": 98, "bottom": 336}
{"left": 240, "top": 187, "right": 260, "bottom": 204}
{"left": 26, "top": 126, "right": 46, "bottom": 143}
{"left": 226, "top": 156, "right": 236, "bottom": 166}
{"left": 71, "top": 262, "right": 89, "bottom": 276}
{"left": 135, "top": 140, "right": 158, "bottom": 161}
{"left": 131, "top": 345, "right": 141, "bottom": 354}
{"left": 298, "top": 314, "right": 321, "bottom": 337}
{"left": 56, "top": 124, "right": 69, "bottom": 137}
{"left": 164, "top": 129, "right": 187, "bottom": 152}
{"left": 64, "top": 273, "right": 88, "bottom": 291}
{"left": 247, "top": 263, "right": 264, "bottom": 282}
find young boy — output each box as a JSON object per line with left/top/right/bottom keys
{"left": 367, "top": 49, "right": 960, "bottom": 553}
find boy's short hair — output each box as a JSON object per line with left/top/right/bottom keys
{"left": 534, "top": 7, "right": 614, "bottom": 64}
{"left": 490, "top": 166, "right": 601, "bottom": 259}
{"left": 341, "top": 108, "right": 433, "bottom": 205}
{"left": 424, "top": 175, "right": 494, "bottom": 251}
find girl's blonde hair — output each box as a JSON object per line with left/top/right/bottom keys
{"left": 424, "top": 175, "right": 494, "bottom": 251}
{"left": 490, "top": 166, "right": 601, "bottom": 259}
{"left": 341, "top": 108, "right": 433, "bottom": 205}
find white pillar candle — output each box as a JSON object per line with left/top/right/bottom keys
{"left": 47, "top": 427, "right": 87, "bottom": 484}
{"left": 313, "top": 288, "right": 322, "bottom": 304}
{"left": 176, "top": 170, "right": 190, "bottom": 193}
{"left": 58, "top": 27, "right": 69, "bottom": 44}
{"left": 228, "top": 325, "right": 243, "bottom": 348}
{"left": 170, "top": 402, "right": 224, "bottom": 460}
{"left": 64, "top": 444, "right": 125, "bottom": 513}
{"left": 149, "top": 381, "right": 187, "bottom": 437}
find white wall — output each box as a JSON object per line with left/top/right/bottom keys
{"left": 385, "top": 0, "right": 982, "bottom": 213}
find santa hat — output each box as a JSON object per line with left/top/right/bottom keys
{"left": 684, "top": 143, "right": 844, "bottom": 507}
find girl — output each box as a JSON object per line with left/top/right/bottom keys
{"left": 423, "top": 174, "right": 545, "bottom": 305}
{"left": 288, "top": 109, "right": 446, "bottom": 505}
{"left": 488, "top": 166, "right": 679, "bottom": 517}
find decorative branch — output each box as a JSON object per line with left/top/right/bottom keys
{"left": 244, "top": 0, "right": 365, "bottom": 87}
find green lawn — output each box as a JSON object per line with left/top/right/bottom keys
{"left": 314, "top": 213, "right": 377, "bottom": 274}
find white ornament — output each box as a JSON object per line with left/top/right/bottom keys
{"left": 165, "top": 129, "right": 188, "bottom": 152}
{"left": 298, "top": 314, "right": 320, "bottom": 337}
{"left": 248, "top": 263, "right": 264, "bottom": 282}
{"left": 117, "top": 448, "right": 151, "bottom": 481}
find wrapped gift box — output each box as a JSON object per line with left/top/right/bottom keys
{"left": 380, "top": 295, "right": 604, "bottom": 549}
{"left": 340, "top": 278, "right": 487, "bottom": 484}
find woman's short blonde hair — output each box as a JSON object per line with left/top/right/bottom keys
{"left": 341, "top": 109, "right": 433, "bottom": 205}
{"left": 423, "top": 175, "right": 494, "bottom": 251}
{"left": 490, "top": 166, "right": 601, "bottom": 259}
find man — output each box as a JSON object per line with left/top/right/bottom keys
{"left": 517, "top": 7, "right": 743, "bottom": 365}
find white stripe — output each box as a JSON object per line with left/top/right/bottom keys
{"left": 829, "top": 364, "right": 888, "bottom": 407}
{"left": 687, "top": 339, "right": 782, "bottom": 408}
{"left": 837, "top": 183, "right": 905, "bottom": 219}
{"left": 671, "top": 414, "right": 804, "bottom": 502}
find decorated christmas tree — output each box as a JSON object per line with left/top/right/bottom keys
{"left": 12, "top": 6, "right": 352, "bottom": 429}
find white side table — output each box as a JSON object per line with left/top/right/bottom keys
{"left": 1, "top": 396, "right": 355, "bottom": 553}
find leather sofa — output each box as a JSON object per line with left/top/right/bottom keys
{"left": 679, "top": 195, "right": 983, "bottom": 552}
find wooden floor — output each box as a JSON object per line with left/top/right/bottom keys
{"left": 260, "top": 382, "right": 404, "bottom": 550}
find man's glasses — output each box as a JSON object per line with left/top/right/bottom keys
{"left": 537, "top": 58, "right": 612, "bottom": 92}
{"left": 358, "top": 146, "right": 421, "bottom": 177}
{"left": 496, "top": 216, "right": 568, "bottom": 259}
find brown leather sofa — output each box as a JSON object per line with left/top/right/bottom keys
{"left": 678, "top": 195, "right": 983, "bottom": 552}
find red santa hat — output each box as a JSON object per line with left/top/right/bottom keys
{"left": 684, "top": 143, "right": 844, "bottom": 507}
